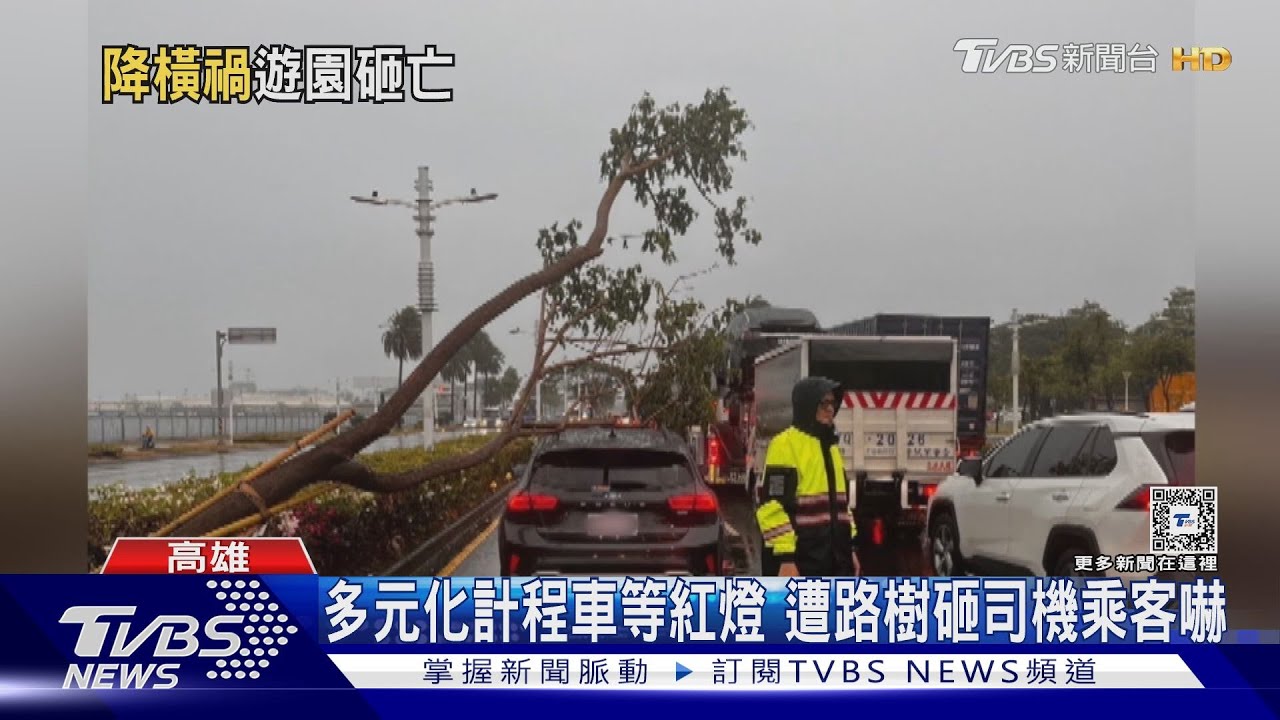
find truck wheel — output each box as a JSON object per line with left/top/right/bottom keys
{"left": 928, "top": 511, "right": 965, "bottom": 576}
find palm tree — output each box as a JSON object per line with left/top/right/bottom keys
{"left": 481, "top": 345, "right": 505, "bottom": 412}
{"left": 381, "top": 306, "right": 422, "bottom": 389}
{"left": 441, "top": 350, "right": 470, "bottom": 423}
{"left": 464, "top": 331, "right": 504, "bottom": 417}
{"left": 493, "top": 366, "right": 521, "bottom": 409}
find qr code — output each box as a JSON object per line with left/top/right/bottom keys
{"left": 1150, "top": 486, "right": 1218, "bottom": 555}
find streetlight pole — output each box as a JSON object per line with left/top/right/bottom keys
{"left": 509, "top": 324, "right": 545, "bottom": 422}
{"left": 414, "top": 167, "right": 437, "bottom": 449}
{"left": 1011, "top": 308, "right": 1021, "bottom": 432}
{"left": 228, "top": 360, "right": 235, "bottom": 445}
{"left": 1010, "top": 309, "right": 1054, "bottom": 430}
{"left": 351, "top": 168, "right": 498, "bottom": 451}
{"left": 1123, "top": 371, "right": 1132, "bottom": 412}
{"left": 215, "top": 331, "right": 227, "bottom": 445}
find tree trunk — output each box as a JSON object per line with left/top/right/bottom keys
{"left": 396, "top": 358, "right": 405, "bottom": 429}
{"left": 165, "top": 163, "right": 641, "bottom": 536}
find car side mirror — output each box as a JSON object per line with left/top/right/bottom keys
{"left": 957, "top": 457, "right": 983, "bottom": 484}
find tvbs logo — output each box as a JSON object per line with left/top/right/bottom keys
{"left": 954, "top": 39, "right": 1058, "bottom": 73}
{"left": 1169, "top": 505, "right": 1200, "bottom": 534}
{"left": 1172, "top": 47, "right": 1231, "bottom": 71}
{"left": 59, "top": 606, "right": 242, "bottom": 689}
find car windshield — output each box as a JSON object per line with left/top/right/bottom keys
{"left": 530, "top": 449, "right": 695, "bottom": 492}
{"left": 1144, "top": 430, "right": 1195, "bottom": 485}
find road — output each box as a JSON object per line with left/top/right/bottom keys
{"left": 88, "top": 429, "right": 475, "bottom": 490}
{"left": 443, "top": 491, "right": 934, "bottom": 577}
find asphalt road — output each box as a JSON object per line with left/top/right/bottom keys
{"left": 443, "top": 490, "right": 934, "bottom": 577}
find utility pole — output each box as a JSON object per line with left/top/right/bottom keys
{"left": 1123, "top": 371, "right": 1132, "bottom": 412}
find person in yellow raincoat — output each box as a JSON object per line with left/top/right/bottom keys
{"left": 755, "top": 376, "right": 860, "bottom": 577}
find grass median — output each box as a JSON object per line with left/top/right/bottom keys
{"left": 88, "top": 434, "right": 532, "bottom": 575}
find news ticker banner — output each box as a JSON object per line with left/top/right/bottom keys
{"left": 0, "top": 573, "right": 1274, "bottom": 698}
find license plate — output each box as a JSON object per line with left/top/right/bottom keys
{"left": 908, "top": 447, "right": 954, "bottom": 459}
{"left": 865, "top": 432, "right": 897, "bottom": 448}
{"left": 585, "top": 512, "right": 639, "bottom": 537}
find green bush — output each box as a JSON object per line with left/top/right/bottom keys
{"left": 88, "top": 444, "right": 124, "bottom": 459}
{"left": 88, "top": 435, "right": 532, "bottom": 575}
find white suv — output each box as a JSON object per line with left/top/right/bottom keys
{"left": 926, "top": 412, "right": 1195, "bottom": 578}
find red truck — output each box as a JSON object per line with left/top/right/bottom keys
{"left": 689, "top": 307, "right": 822, "bottom": 494}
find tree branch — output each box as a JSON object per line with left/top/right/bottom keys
{"left": 621, "top": 151, "right": 672, "bottom": 178}
{"left": 167, "top": 169, "right": 640, "bottom": 537}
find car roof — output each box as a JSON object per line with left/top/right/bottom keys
{"left": 533, "top": 425, "right": 691, "bottom": 455}
{"left": 1022, "top": 411, "right": 1194, "bottom": 434}
{"left": 1137, "top": 412, "right": 1195, "bottom": 432}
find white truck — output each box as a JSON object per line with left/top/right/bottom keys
{"left": 748, "top": 334, "right": 960, "bottom": 544}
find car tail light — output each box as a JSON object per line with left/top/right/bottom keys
{"left": 708, "top": 435, "right": 722, "bottom": 469}
{"left": 1116, "top": 485, "right": 1153, "bottom": 511}
{"left": 507, "top": 492, "right": 558, "bottom": 513}
{"left": 668, "top": 491, "right": 718, "bottom": 515}
{"left": 705, "top": 553, "right": 719, "bottom": 574}
{"left": 507, "top": 553, "right": 521, "bottom": 575}
{"left": 922, "top": 484, "right": 938, "bottom": 501}
{"left": 871, "top": 517, "right": 885, "bottom": 546}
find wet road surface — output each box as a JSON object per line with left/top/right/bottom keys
{"left": 88, "top": 430, "right": 471, "bottom": 490}
{"left": 449, "top": 519, "right": 503, "bottom": 576}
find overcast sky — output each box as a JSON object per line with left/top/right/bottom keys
{"left": 88, "top": 0, "right": 1195, "bottom": 401}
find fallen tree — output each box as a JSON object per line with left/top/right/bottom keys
{"left": 165, "top": 88, "right": 760, "bottom": 537}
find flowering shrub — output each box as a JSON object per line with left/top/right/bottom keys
{"left": 89, "top": 443, "right": 124, "bottom": 459}
{"left": 88, "top": 435, "right": 532, "bottom": 575}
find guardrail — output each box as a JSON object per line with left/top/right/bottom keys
{"left": 381, "top": 483, "right": 515, "bottom": 576}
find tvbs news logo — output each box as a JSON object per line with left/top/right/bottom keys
{"left": 953, "top": 39, "right": 1059, "bottom": 73}
{"left": 59, "top": 579, "right": 296, "bottom": 689}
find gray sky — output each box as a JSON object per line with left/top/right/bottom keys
{"left": 88, "top": 0, "right": 1195, "bottom": 401}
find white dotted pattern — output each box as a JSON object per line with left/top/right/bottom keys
{"left": 202, "top": 579, "right": 297, "bottom": 684}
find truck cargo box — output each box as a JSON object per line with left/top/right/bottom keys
{"left": 829, "top": 314, "right": 990, "bottom": 449}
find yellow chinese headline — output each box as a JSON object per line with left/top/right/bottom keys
{"left": 102, "top": 44, "right": 456, "bottom": 104}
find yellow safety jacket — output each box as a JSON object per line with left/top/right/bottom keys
{"left": 755, "top": 426, "right": 859, "bottom": 575}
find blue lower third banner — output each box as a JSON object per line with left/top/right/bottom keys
{"left": 0, "top": 575, "right": 1277, "bottom": 718}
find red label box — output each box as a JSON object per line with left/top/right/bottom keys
{"left": 101, "top": 537, "right": 316, "bottom": 574}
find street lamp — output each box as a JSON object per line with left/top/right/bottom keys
{"left": 351, "top": 168, "right": 498, "bottom": 450}
{"left": 507, "top": 327, "right": 543, "bottom": 422}
{"left": 1123, "top": 371, "right": 1132, "bottom": 412}
{"left": 1010, "top": 309, "right": 1054, "bottom": 431}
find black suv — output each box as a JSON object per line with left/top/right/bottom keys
{"left": 499, "top": 424, "right": 726, "bottom": 576}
